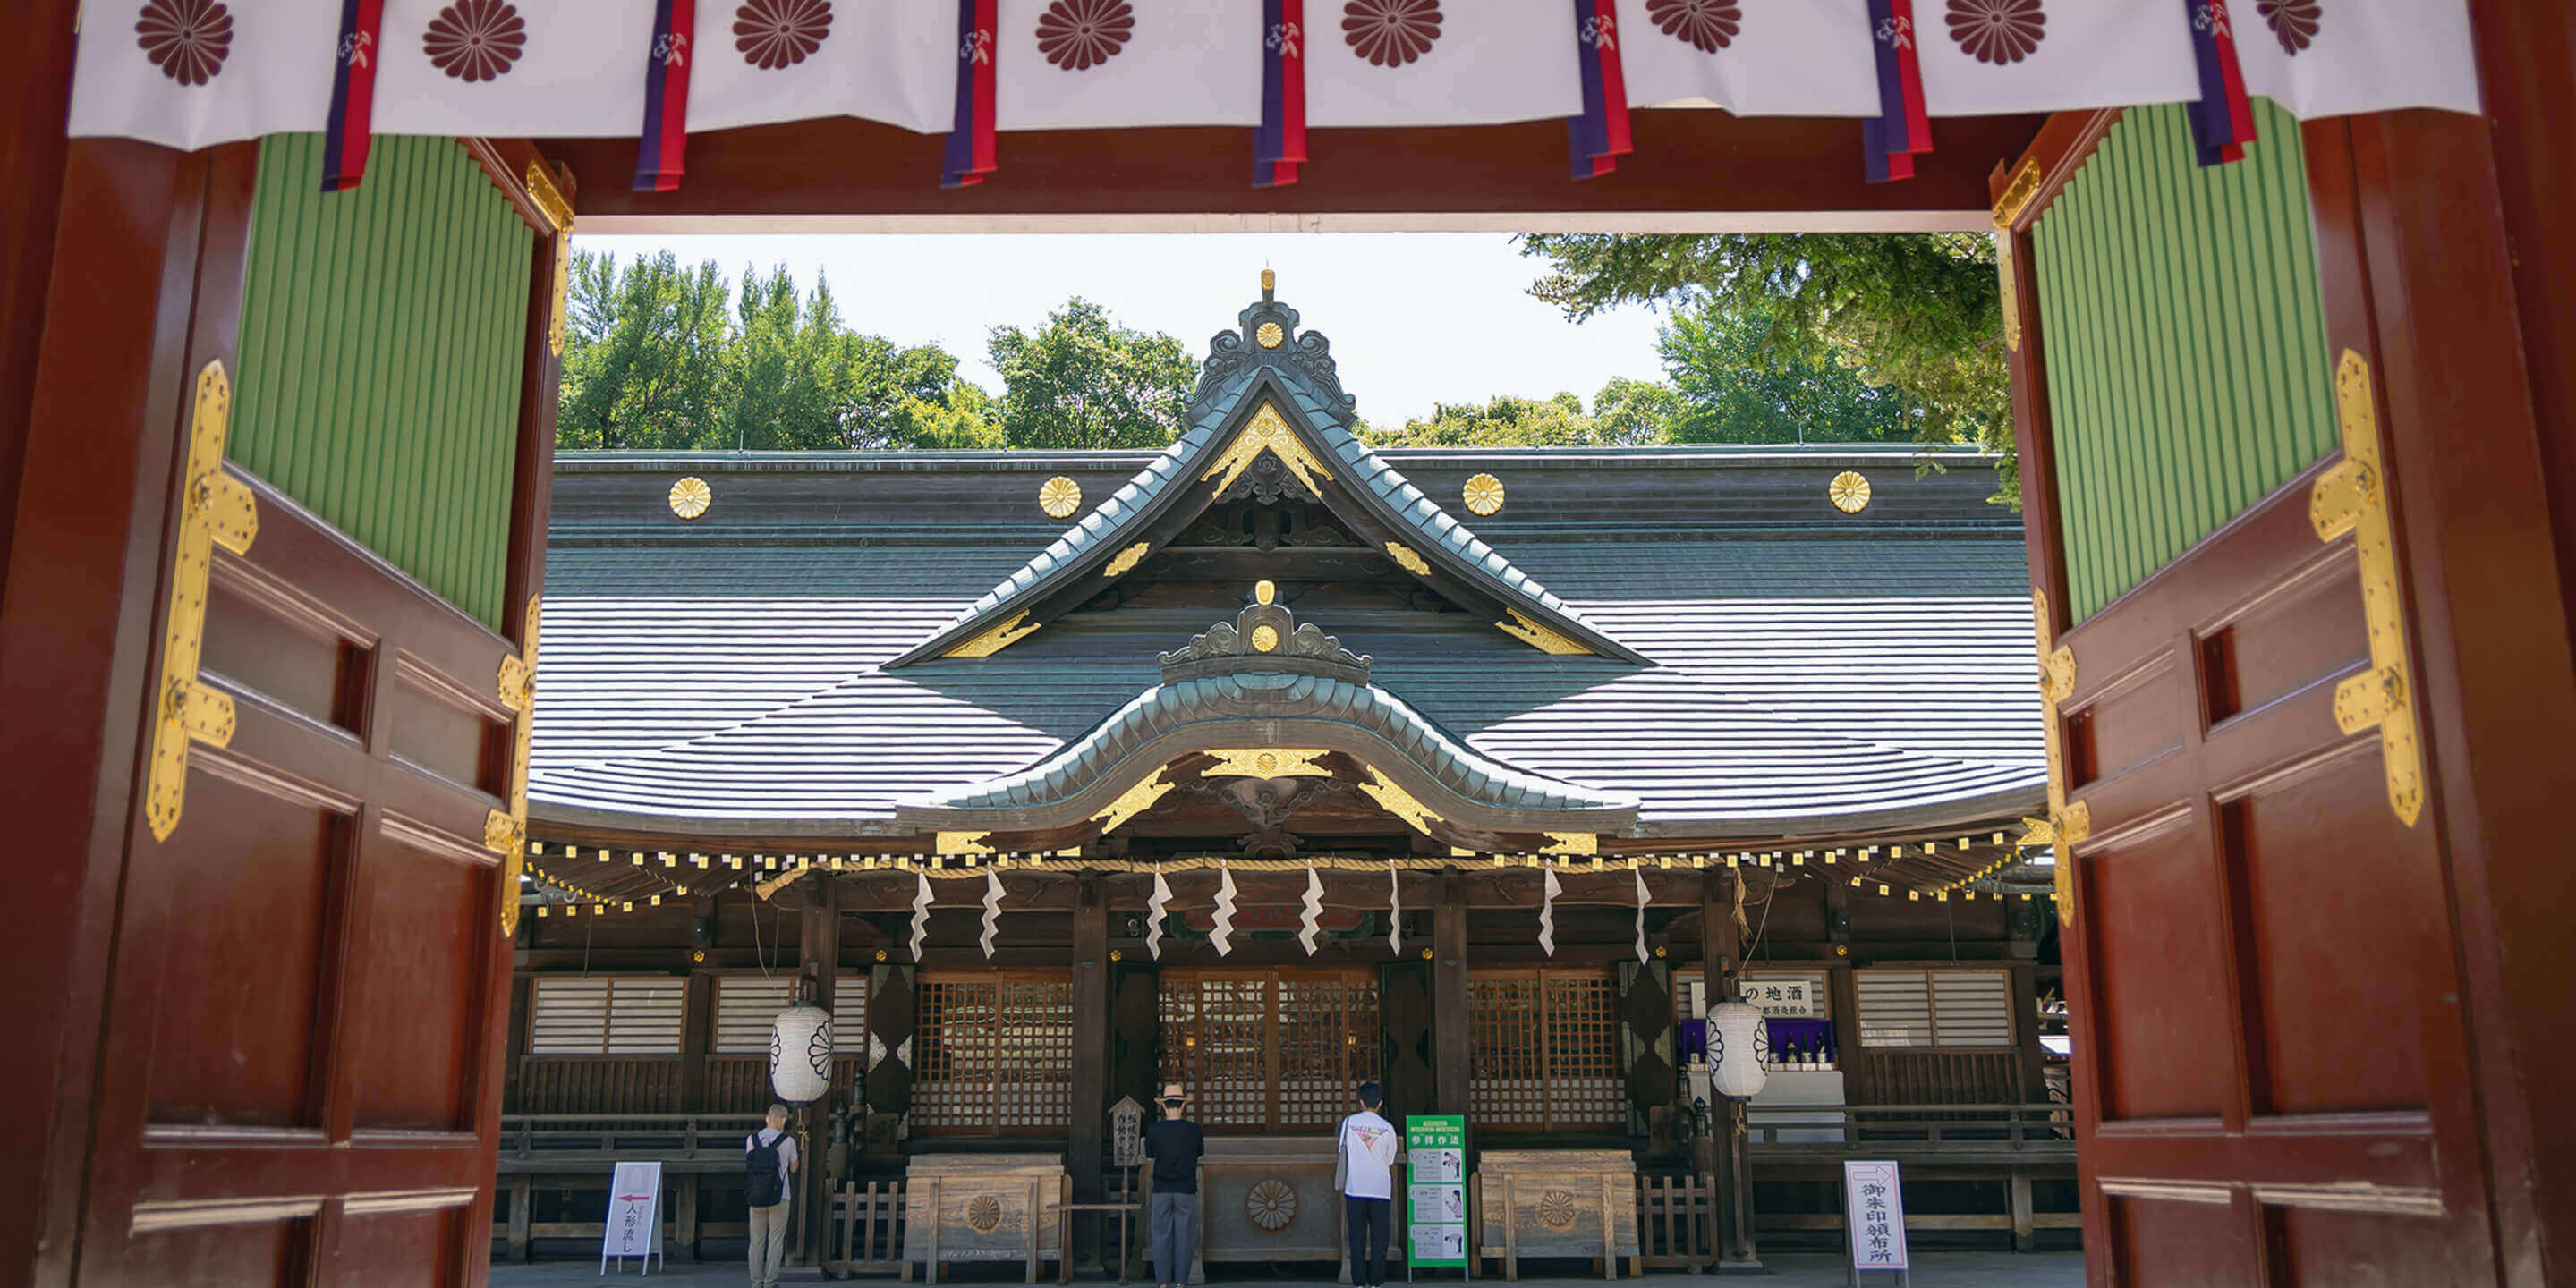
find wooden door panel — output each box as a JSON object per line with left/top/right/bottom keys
{"left": 125, "top": 1221, "right": 307, "bottom": 1287}
{"left": 2081, "top": 819, "right": 2232, "bottom": 1123}
{"left": 2271, "top": 1205, "right": 2453, "bottom": 1287}
{"left": 135, "top": 769, "right": 344, "bottom": 1130}
{"left": 2224, "top": 758, "right": 2443, "bottom": 1118}
{"left": 326, "top": 1208, "right": 463, "bottom": 1287}
{"left": 2106, "top": 1194, "right": 2256, "bottom": 1284}
{"left": 346, "top": 846, "right": 495, "bottom": 1133}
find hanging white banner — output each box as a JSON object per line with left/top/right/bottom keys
{"left": 1633, "top": 861, "right": 1650, "bottom": 964}
{"left": 996, "top": 0, "right": 1260, "bottom": 131}
{"left": 1211, "top": 863, "right": 1239, "bottom": 958}
{"left": 908, "top": 869, "right": 932, "bottom": 961}
{"left": 1307, "top": 0, "right": 1582, "bottom": 128}
{"left": 978, "top": 867, "right": 1004, "bottom": 959}
{"left": 1619, "top": 0, "right": 1881, "bottom": 118}
{"left": 67, "top": 0, "right": 341, "bottom": 153}
{"left": 1297, "top": 862, "right": 1325, "bottom": 955}
{"left": 1914, "top": 0, "right": 2199, "bottom": 119}
{"left": 2232, "top": 0, "right": 2481, "bottom": 119}
{"left": 1536, "top": 863, "right": 1561, "bottom": 958}
{"left": 693, "top": 0, "right": 959, "bottom": 137}
{"left": 1386, "top": 859, "right": 1401, "bottom": 959}
{"left": 1147, "top": 868, "right": 1173, "bottom": 961}
{"left": 373, "top": 0, "right": 654, "bottom": 140}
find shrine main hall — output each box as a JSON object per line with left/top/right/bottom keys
{"left": 497, "top": 284, "right": 2068, "bottom": 1269}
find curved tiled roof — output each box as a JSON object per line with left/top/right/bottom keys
{"left": 888, "top": 295, "right": 1643, "bottom": 665}
{"left": 902, "top": 667, "right": 1640, "bottom": 832}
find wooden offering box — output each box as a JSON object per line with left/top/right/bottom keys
{"left": 902, "top": 1154, "right": 1071, "bottom": 1284}
{"left": 1185, "top": 1136, "right": 1356, "bottom": 1282}
{"left": 1475, "top": 1149, "right": 1639, "bottom": 1279}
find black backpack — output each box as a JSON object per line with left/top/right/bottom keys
{"left": 745, "top": 1131, "right": 786, "bottom": 1208}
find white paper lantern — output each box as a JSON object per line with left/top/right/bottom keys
{"left": 1706, "top": 998, "right": 1770, "bottom": 1101}
{"left": 769, "top": 1004, "right": 834, "bottom": 1106}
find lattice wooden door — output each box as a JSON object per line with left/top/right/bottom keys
{"left": 1468, "top": 969, "right": 1625, "bottom": 1132}
{"left": 914, "top": 971, "right": 1074, "bottom": 1135}
{"left": 1160, "top": 970, "right": 1381, "bottom": 1131}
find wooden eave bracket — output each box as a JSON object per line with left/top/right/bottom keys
{"left": 145, "top": 362, "right": 259, "bottom": 842}
{"left": 2308, "top": 350, "right": 2424, "bottom": 827}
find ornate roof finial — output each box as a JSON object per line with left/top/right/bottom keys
{"left": 1261, "top": 267, "right": 1276, "bottom": 303}
{"left": 1160, "top": 584, "right": 1370, "bottom": 684}
{"left": 1255, "top": 579, "right": 1277, "bottom": 606}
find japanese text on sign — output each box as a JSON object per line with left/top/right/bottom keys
{"left": 1739, "top": 975, "right": 1822, "bottom": 1018}
{"left": 1841, "top": 1161, "right": 1908, "bottom": 1271}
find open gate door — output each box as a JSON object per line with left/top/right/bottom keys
{"left": 3, "top": 135, "right": 565, "bottom": 1286}
{"left": 1995, "top": 97, "right": 2576, "bottom": 1286}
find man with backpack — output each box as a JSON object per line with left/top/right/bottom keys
{"left": 1334, "top": 1082, "right": 1399, "bottom": 1288}
{"left": 745, "top": 1102, "right": 801, "bottom": 1288}
{"left": 1142, "top": 1082, "right": 1204, "bottom": 1288}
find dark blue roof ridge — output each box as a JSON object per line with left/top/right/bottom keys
{"left": 550, "top": 443, "right": 2003, "bottom": 473}
{"left": 1189, "top": 290, "right": 1357, "bottom": 418}
{"left": 880, "top": 355, "right": 1653, "bottom": 666}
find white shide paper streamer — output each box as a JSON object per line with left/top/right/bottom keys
{"left": 1387, "top": 860, "right": 1401, "bottom": 958}
{"left": 908, "top": 869, "right": 932, "bottom": 961}
{"left": 978, "top": 868, "right": 1003, "bottom": 959}
{"left": 1211, "top": 863, "right": 1239, "bottom": 958}
{"left": 1538, "top": 864, "right": 1562, "bottom": 958}
{"left": 1635, "top": 861, "right": 1651, "bottom": 963}
{"left": 1297, "top": 862, "right": 1324, "bottom": 956}
{"left": 1147, "top": 869, "right": 1173, "bottom": 961}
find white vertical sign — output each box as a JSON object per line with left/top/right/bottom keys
{"left": 602, "top": 1160, "right": 664, "bottom": 1267}
{"left": 1843, "top": 1160, "right": 1908, "bottom": 1272}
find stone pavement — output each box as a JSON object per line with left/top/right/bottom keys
{"left": 493, "top": 1252, "right": 2083, "bottom": 1286}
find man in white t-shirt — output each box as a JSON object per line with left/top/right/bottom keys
{"left": 745, "top": 1103, "right": 801, "bottom": 1288}
{"left": 1333, "top": 1081, "right": 1399, "bottom": 1288}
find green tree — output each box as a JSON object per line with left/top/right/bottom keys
{"left": 557, "top": 250, "right": 730, "bottom": 450}
{"left": 987, "top": 298, "right": 1195, "bottom": 450}
{"left": 1656, "top": 301, "right": 1913, "bottom": 445}
{"left": 1589, "top": 376, "right": 1683, "bottom": 446}
{"left": 718, "top": 267, "right": 973, "bottom": 450}
{"left": 1370, "top": 392, "right": 1612, "bottom": 448}
{"left": 1519, "top": 233, "right": 2015, "bottom": 502}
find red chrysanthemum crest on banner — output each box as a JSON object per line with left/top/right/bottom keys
{"left": 2255, "top": 0, "right": 2318, "bottom": 55}
{"left": 1343, "top": 0, "right": 1441, "bottom": 68}
{"left": 735, "top": 0, "right": 832, "bottom": 70}
{"left": 1645, "top": 0, "right": 1740, "bottom": 54}
{"left": 1947, "top": 0, "right": 2045, "bottom": 65}
{"left": 1037, "top": 0, "right": 1134, "bottom": 72}
{"left": 136, "top": 0, "right": 233, "bottom": 87}
{"left": 425, "top": 0, "right": 526, "bottom": 83}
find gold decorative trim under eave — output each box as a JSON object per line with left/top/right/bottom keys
{"left": 1997, "top": 240, "right": 2023, "bottom": 353}
{"left": 523, "top": 160, "right": 574, "bottom": 234}
{"left": 1039, "top": 476, "right": 1084, "bottom": 519}
{"left": 1203, "top": 402, "right": 1334, "bottom": 497}
{"left": 146, "top": 361, "right": 259, "bottom": 842}
{"left": 1541, "top": 833, "right": 1597, "bottom": 856}
{"left": 1094, "top": 774, "right": 1177, "bottom": 835}
{"left": 2023, "top": 589, "right": 2091, "bottom": 925}
{"left": 1496, "top": 607, "right": 1592, "bottom": 657}
{"left": 1383, "top": 541, "right": 1431, "bottom": 576}
{"left": 1356, "top": 771, "right": 1441, "bottom": 838}
{"left": 1993, "top": 157, "right": 2042, "bottom": 229}
{"left": 1203, "top": 748, "right": 1332, "bottom": 780}
{"left": 486, "top": 595, "right": 541, "bottom": 935}
{"left": 2310, "top": 350, "right": 2424, "bottom": 827}
{"left": 946, "top": 610, "right": 1040, "bottom": 658}
{"left": 1105, "top": 541, "right": 1152, "bottom": 577}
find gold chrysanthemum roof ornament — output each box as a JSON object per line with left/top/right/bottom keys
{"left": 1829, "top": 470, "right": 1873, "bottom": 514}
{"left": 1463, "top": 473, "right": 1505, "bottom": 516}
{"left": 1038, "top": 475, "right": 1084, "bottom": 519}
{"left": 668, "top": 477, "right": 712, "bottom": 520}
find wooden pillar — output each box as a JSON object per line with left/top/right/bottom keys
{"left": 2008, "top": 1167, "right": 2036, "bottom": 1254}
{"left": 680, "top": 972, "right": 714, "bottom": 1114}
{"left": 506, "top": 1174, "right": 532, "bottom": 1264}
{"left": 1433, "top": 869, "right": 1470, "bottom": 1117}
{"left": 1821, "top": 883, "right": 1866, "bottom": 1105}
{"left": 674, "top": 1173, "right": 701, "bottom": 1263}
{"left": 798, "top": 879, "right": 843, "bottom": 1270}
{"left": 1070, "top": 876, "right": 1111, "bottom": 1262}
{"left": 1699, "top": 873, "right": 1756, "bottom": 1270}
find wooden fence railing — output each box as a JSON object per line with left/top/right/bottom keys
{"left": 1745, "top": 1102, "right": 2074, "bottom": 1159}
{"left": 498, "top": 1113, "right": 769, "bottom": 1162}
{"left": 1634, "top": 1173, "right": 1718, "bottom": 1272}
{"left": 827, "top": 1180, "right": 910, "bottom": 1275}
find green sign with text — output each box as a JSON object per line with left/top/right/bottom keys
{"left": 1405, "top": 1114, "right": 1468, "bottom": 1268}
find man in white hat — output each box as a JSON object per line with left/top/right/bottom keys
{"left": 1143, "top": 1082, "right": 1204, "bottom": 1288}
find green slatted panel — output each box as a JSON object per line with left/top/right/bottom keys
{"left": 2030, "top": 101, "right": 2335, "bottom": 622}
{"left": 230, "top": 134, "right": 533, "bottom": 631}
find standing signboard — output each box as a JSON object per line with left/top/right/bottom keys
{"left": 601, "top": 1159, "right": 666, "bottom": 1274}
{"left": 1404, "top": 1115, "right": 1467, "bottom": 1278}
{"left": 1841, "top": 1160, "right": 1907, "bottom": 1283}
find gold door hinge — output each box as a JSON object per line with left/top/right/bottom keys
{"left": 2310, "top": 350, "right": 2424, "bottom": 826}
{"left": 146, "top": 362, "right": 259, "bottom": 842}
{"left": 488, "top": 594, "right": 541, "bottom": 935}
{"left": 524, "top": 160, "right": 574, "bottom": 357}
{"left": 2021, "top": 589, "right": 2091, "bottom": 925}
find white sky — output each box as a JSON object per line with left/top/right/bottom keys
{"left": 571, "top": 233, "right": 1672, "bottom": 425}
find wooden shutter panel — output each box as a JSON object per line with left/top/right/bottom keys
{"left": 605, "top": 979, "right": 685, "bottom": 1055}
{"left": 1856, "top": 970, "right": 1934, "bottom": 1048}
{"left": 715, "top": 978, "right": 796, "bottom": 1055}
{"left": 1929, "top": 970, "right": 2012, "bottom": 1047}
{"left": 530, "top": 979, "right": 609, "bottom": 1055}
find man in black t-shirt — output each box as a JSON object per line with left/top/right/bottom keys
{"left": 1142, "top": 1082, "right": 1204, "bottom": 1288}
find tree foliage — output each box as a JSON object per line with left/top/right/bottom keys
{"left": 1656, "top": 301, "right": 1914, "bottom": 445}
{"left": 1518, "top": 233, "right": 2016, "bottom": 503}
{"left": 985, "top": 297, "right": 1195, "bottom": 451}
{"left": 557, "top": 251, "right": 994, "bottom": 451}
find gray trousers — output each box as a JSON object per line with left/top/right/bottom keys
{"left": 1150, "top": 1190, "right": 1200, "bottom": 1286}
{"left": 748, "top": 1200, "right": 791, "bottom": 1287}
